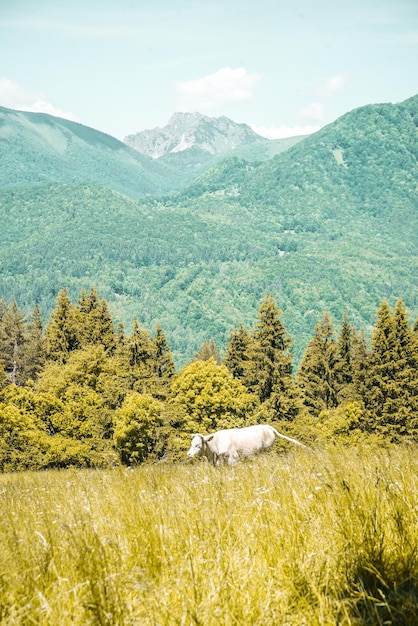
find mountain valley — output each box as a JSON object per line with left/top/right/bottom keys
{"left": 0, "top": 96, "right": 417, "bottom": 364}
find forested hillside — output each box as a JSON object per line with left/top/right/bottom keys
{"left": 1, "top": 290, "right": 417, "bottom": 471}
{"left": 0, "top": 95, "right": 417, "bottom": 365}
{"left": 0, "top": 106, "right": 181, "bottom": 196}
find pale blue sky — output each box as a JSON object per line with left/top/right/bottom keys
{"left": 1, "top": 0, "right": 417, "bottom": 140}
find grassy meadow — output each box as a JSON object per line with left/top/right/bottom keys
{"left": 0, "top": 444, "right": 417, "bottom": 625}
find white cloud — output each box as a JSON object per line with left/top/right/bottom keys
{"left": 175, "top": 67, "right": 260, "bottom": 111}
{"left": 299, "top": 101, "right": 325, "bottom": 121}
{"left": 251, "top": 124, "right": 320, "bottom": 139}
{"left": 20, "top": 99, "right": 78, "bottom": 121}
{"left": 0, "top": 77, "right": 77, "bottom": 121}
{"left": 326, "top": 74, "right": 346, "bottom": 93}
{"left": 322, "top": 74, "right": 346, "bottom": 94}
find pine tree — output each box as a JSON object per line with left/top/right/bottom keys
{"left": 297, "top": 311, "right": 340, "bottom": 416}
{"left": 21, "top": 304, "right": 45, "bottom": 383}
{"left": 335, "top": 313, "right": 368, "bottom": 405}
{"left": 362, "top": 299, "right": 394, "bottom": 432}
{"left": 192, "top": 338, "right": 221, "bottom": 364}
{"left": 76, "top": 288, "right": 116, "bottom": 353}
{"left": 242, "top": 295, "right": 301, "bottom": 420}
{"left": 223, "top": 324, "right": 253, "bottom": 379}
{"left": 115, "top": 321, "right": 126, "bottom": 351}
{"left": 129, "top": 320, "right": 154, "bottom": 365}
{"left": 246, "top": 294, "right": 292, "bottom": 403}
{"left": 337, "top": 312, "right": 353, "bottom": 386}
{"left": 153, "top": 324, "right": 175, "bottom": 399}
{"left": 127, "top": 320, "right": 157, "bottom": 393}
{"left": 0, "top": 301, "right": 26, "bottom": 384}
{"left": 350, "top": 328, "right": 370, "bottom": 403}
{"left": 77, "top": 288, "right": 99, "bottom": 315}
{"left": 45, "top": 288, "right": 80, "bottom": 363}
{"left": 364, "top": 299, "right": 418, "bottom": 439}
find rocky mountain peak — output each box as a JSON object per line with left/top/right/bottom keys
{"left": 124, "top": 112, "right": 263, "bottom": 159}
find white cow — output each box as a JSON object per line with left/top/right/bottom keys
{"left": 187, "top": 424, "right": 307, "bottom": 466}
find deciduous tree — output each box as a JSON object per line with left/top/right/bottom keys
{"left": 113, "top": 392, "right": 165, "bottom": 464}
{"left": 171, "top": 358, "right": 256, "bottom": 434}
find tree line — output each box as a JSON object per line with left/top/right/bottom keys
{"left": 1, "top": 288, "right": 417, "bottom": 471}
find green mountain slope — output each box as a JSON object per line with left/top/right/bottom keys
{"left": 127, "top": 112, "right": 307, "bottom": 185}
{"left": 0, "top": 106, "right": 183, "bottom": 197}
{"left": 180, "top": 95, "right": 418, "bottom": 213}
{"left": 0, "top": 183, "right": 275, "bottom": 361}
{"left": 239, "top": 95, "right": 418, "bottom": 217}
{"left": 0, "top": 96, "right": 417, "bottom": 365}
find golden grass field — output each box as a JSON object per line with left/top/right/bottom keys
{"left": 0, "top": 444, "right": 417, "bottom": 625}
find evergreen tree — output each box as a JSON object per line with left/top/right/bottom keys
{"left": 350, "top": 328, "right": 370, "bottom": 403}
{"left": 154, "top": 325, "right": 175, "bottom": 377}
{"left": 77, "top": 288, "right": 99, "bottom": 315}
{"left": 153, "top": 324, "right": 175, "bottom": 399}
{"left": 334, "top": 313, "right": 369, "bottom": 405}
{"left": 249, "top": 295, "right": 292, "bottom": 400}
{"left": 21, "top": 304, "right": 45, "bottom": 383}
{"left": 362, "top": 299, "right": 394, "bottom": 432}
{"left": 115, "top": 321, "right": 126, "bottom": 348}
{"left": 412, "top": 315, "right": 418, "bottom": 357}
{"left": 337, "top": 312, "right": 353, "bottom": 386}
{"left": 107, "top": 320, "right": 171, "bottom": 400}
{"left": 238, "top": 295, "right": 300, "bottom": 420}
{"left": 129, "top": 320, "right": 155, "bottom": 365}
{"left": 297, "top": 311, "right": 340, "bottom": 416}
{"left": 223, "top": 324, "right": 253, "bottom": 379}
{"left": 364, "top": 299, "right": 418, "bottom": 439}
{"left": 45, "top": 288, "right": 80, "bottom": 363}
{"left": 192, "top": 338, "right": 221, "bottom": 364}
{"left": 127, "top": 320, "right": 157, "bottom": 393}
{"left": 0, "top": 301, "right": 26, "bottom": 385}
{"left": 76, "top": 288, "right": 116, "bottom": 353}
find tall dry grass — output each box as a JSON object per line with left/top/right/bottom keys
{"left": 0, "top": 444, "right": 417, "bottom": 625}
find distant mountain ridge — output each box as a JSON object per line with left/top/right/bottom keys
{"left": 0, "top": 95, "right": 417, "bottom": 364}
{"left": 0, "top": 107, "right": 305, "bottom": 196}
{"left": 124, "top": 111, "right": 307, "bottom": 179}
{"left": 124, "top": 112, "right": 264, "bottom": 159}
{"left": 0, "top": 106, "right": 181, "bottom": 197}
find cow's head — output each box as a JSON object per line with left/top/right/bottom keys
{"left": 187, "top": 433, "right": 213, "bottom": 458}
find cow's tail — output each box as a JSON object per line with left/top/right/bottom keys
{"left": 270, "top": 427, "right": 309, "bottom": 449}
